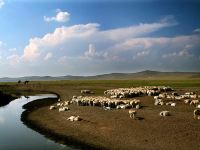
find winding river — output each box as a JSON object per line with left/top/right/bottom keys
{"left": 0, "top": 94, "right": 77, "bottom": 150}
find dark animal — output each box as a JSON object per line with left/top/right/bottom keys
{"left": 24, "top": 80, "right": 29, "bottom": 85}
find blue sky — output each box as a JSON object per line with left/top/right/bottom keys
{"left": 0, "top": 0, "right": 200, "bottom": 77}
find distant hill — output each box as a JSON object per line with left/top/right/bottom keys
{"left": 0, "top": 70, "right": 200, "bottom": 82}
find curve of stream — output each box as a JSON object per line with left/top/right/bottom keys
{"left": 0, "top": 94, "right": 77, "bottom": 150}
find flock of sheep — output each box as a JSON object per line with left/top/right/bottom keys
{"left": 49, "top": 86, "right": 200, "bottom": 121}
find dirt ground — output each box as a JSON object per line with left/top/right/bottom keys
{"left": 22, "top": 89, "right": 200, "bottom": 150}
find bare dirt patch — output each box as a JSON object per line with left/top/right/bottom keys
{"left": 22, "top": 90, "right": 200, "bottom": 150}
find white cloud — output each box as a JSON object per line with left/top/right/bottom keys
{"left": 162, "top": 44, "right": 194, "bottom": 58}
{"left": 8, "top": 48, "right": 17, "bottom": 52}
{"left": 22, "top": 16, "right": 176, "bottom": 62}
{"left": 4, "top": 15, "right": 198, "bottom": 76}
{"left": 44, "top": 9, "right": 70, "bottom": 23}
{"left": 0, "top": 41, "right": 3, "bottom": 47}
{"left": 84, "top": 44, "right": 108, "bottom": 59}
{"left": 84, "top": 44, "right": 96, "bottom": 58}
{"left": 0, "top": 0, "right": 4, "bottom": 8}
{"left": 7, "top": 54, "right": 20, "bottom": 65}
{"left": 22, "top": 23, "right": 99, "bottom": 61}
{"left": 44, "top": 52, "right": 53, "bottom": 61}
{"left": 100, "top": 16, "right": 177, "bottom": 41}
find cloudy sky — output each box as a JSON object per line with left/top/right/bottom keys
{"left": 0, "top": 0, "right": 200, "bottom": 77}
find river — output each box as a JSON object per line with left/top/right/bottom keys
{"left": 0, "top": 94, "right": 77, "bottom": 150}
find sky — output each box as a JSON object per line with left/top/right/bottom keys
{"left": 0, "top": 0, "right": 200, "bottom": 77}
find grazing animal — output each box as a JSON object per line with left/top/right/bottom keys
{"left": 81, "top": 90, "right": 92, "bottom": 94}
{"left": 24, "top": 80, "right": 29, "bottom": 84}
{"left": 74, "top": 116, "right": 81, "bottom": 121}
{"left": 135, "top": 104, "right": 140, "bottom": 109}
{"left": 129, "top": 109, "right": 137, "bottom": 119}
{"left": 67, "top": 116, "right": 81, "bottom": 121}
{"left": 103, "top": 106, "right": 111, "bottom": 110}
{"left": 171, "top": 103, "right": 176, "bottom": 107}
{"left": 160, "top": 111, "right": 170, "bottom": 117}
{"left": 49, "top": 105, "right": 56, "bottom": 110}
{"left": 190, "top": 100, "right": 199, "bottom": 106}
{"left": 59, "top": 107, "right": 69, "bottom": 112}
{"left": 194, "top": 109, "right": 200, "bottom": 119}
{"left": 166, "top": 102, "right": 173, "bottom": 106}
{"left": 184, "top": 99, "right": 191, "bottom": 104}
{"left": 17, "top": 80, "right": 21, "bottom": 84}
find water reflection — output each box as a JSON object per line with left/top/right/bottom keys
{"left": 0, "top": 94, "right": 76, "bottom": 150}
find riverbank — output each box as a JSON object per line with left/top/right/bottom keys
{"left": 0, "top": 91, "right": 17, "bottom": 107}
{"left": 21, "top": 92, "right": 200, "bottom": 150}
{"left": 21, "top": 97, "right": 106, "bottom": 150}
{"left": 1, "top": 80, "right": 200, "bottom": 149}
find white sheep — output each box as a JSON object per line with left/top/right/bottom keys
{"left": 59, "top": 107, "right": 69, "bottom": 112}
{"left": 49, "top": 105, "right": 56, "bottom": 110}
{"left": 190, "top": 100, "right": 199, "bottom": 106}
{"left": 135, "top": 104, "right": 140, "bottom": 109}
{"left": 67, "top": 116, "right": 76, "bottom": 121}
{"left": 129, "top": 109, "right": 137, "bottom": 119}
{"left": 196, "top": 105, "right": 200, "bottom": 109}
{"left": 166, "top": 102, "right": 173, "bottom": 106}
{"left": 67, "top": 116, "right": 81, "bottom": 121}
{"left": 103, "top": 106, "right": 111, "bottom": 110}
{"left": 159, "top": 111, "right": 170, "bottom": 117}
{"left": 184, "top": 99, "right": 191, "bottom": 104}
{"left": 171, "top": 103, "right": 176, "bottom": 107}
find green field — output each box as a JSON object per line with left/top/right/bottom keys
{"left": 0, "top": 79, "right": 200, "bottom": 99}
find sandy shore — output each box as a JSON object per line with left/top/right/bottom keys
{"left": 21, "top": 93, "right": 200, "bottom": 150}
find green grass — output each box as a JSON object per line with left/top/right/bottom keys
{"left": 1, "top": 79, "right": 200, "bottom": 91}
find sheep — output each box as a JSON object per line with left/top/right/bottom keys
{"left": 154, "top": 96, "right": 159, "bottom": 100}
{"left": 135, "top": 104, "right": 141, "bottom": 109}
{"left": 67, "top": 116, "right": 76, "bottom": 121}
{"left": 184, "top": 99, "right": 191, "bottom": 104}
{"left": 59, "top": 107, "right": 69, "bottom": 112}
{"left": 49, "top": 105, "right": 56, "bottom": 110}
{"left": 74, "top": 116, "right": 81, "bottom": 121}
{"left": 103, "top": 106, "right": 111, "bottom": 110}
{"left": 104, "top": 86, "right": 173, "bottom": 99}
{"left": 154, "top": 99, "right": 164, "bottom": 106}
{"left": 129, "top": 109, "right": 137, "bottom": 119}
{"left": 64, "top": 101, "right": 70, "bottom": 106}
{"left": 67, "top": 116, "right": 81, "bottom": 121}
{"left": 171, "top": 103, "right": 176, "bottom": 107}
{"left": 72, "top": 96, "right": 77, "bottom": 99}
{"left": 194, "top": 109, "right": 200, "bottom": 119}
{"left": 159, "top": 111, "right": 170, "bottom": 117}
{"left": 166, "top": 102, "right": 173, "bottom": 106}
{"left": 57, "top": 103, "right": 61, "bottom": 106}
{"left": 190, "top": 100, "right": 199, "bottom": 106}
{"left": 172, "top": 92, "right": 178, "bottom": 96}
{"left": 81, "top": 90, "right": 92, "bottom": 94}
{"left": 190, "top": 94, "right": 197, "bottom": 99}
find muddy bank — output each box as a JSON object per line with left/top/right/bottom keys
{"left": 0, "top": 91, "right": 17, "bottom": 107}
{"left": 21, "top": 97, "right": 106, "bottom": 150}
{"left": 20, "top": 94, "right": 200, "bottom": 150}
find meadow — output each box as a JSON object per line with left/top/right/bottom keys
{"left": 0, "top": 79, "right": 200, "bottom": 150}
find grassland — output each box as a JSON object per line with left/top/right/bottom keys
{"left": 0, "top": 79, "right": 200, "bottom": 150}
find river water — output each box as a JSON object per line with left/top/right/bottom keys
{"left": 0, "top": 94, "right": 77, "bottom": 150}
